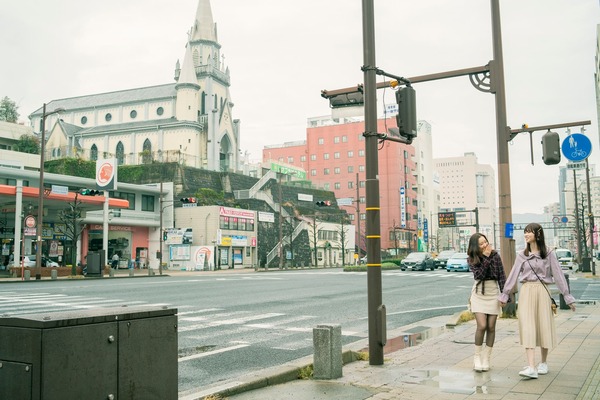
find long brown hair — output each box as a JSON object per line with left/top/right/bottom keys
{"left": 524, "top": 223, "right": 547, "bottom": 259}
{"left": 467, "top": 233, "right": 488, "bottom": 265}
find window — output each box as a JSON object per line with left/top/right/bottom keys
{"left": 130, "top": 110, "right": 137, "bottom": 119}
{"left": 116, "top": 142, "right": 125, "bottom": 165}
{"left": 80, "top": 116, "right": 88, "bottom": 125}
{"left": 142, "top": 139, "right": 152, "bottom": 164}
{"left": 334, "top": 152, "right": 340, "bottom": 159}
{"left": 359, "top": 181, "right": 365, "bottom": 188}
{"left": 111, "top": 191, "right": 135, "bottom": 210}
{"left": 359, "top": 165, "right": 365, "bottom": 172}
{"left": 141, "top": 194, "right": 155, "bottom": 212}
{"left": 323, "top": 183, "right": 330, "bottom": 190}
{"left": 360, "top": 196, "right": 366, "bottom": 203}
{"left": 359, "top": 133, "right": 365, "bottom": 141}
{"left": 324, "top": 153, "right": 330, "bottom": 160}
{"left": 348, "top": 166, "right": 354, "bottom": 173}
{"left": 157, "top": 107, "right": 164, "bottom": 116}
{"left": 220, "top": 216, "right": 229, "bottom": 229}
{"left": 342, "top": 135, "right": 348, "bottom": 142}
{"left": 359, "top": 150, "right": 365, "bottom": 157}
{"left": 334, "top": 167, "right": 340, "bottom": 174}
{"left": 287, "top": 156, "right": 294, "bottom": 163}
{"left": 334, "top": 182, "right": 341, "bottom": 190}
{"left": 318, "top": 138, "right": 324, "bottom": 145}
{"left": 300, "top": 155, "right": 306, "bottom": 162}
{"left": 90, "top": 144, "right": 98, "bottom": 161}
{"left": 348, "top": 181, "right": 353, "bottom": 189}
{"left": 310, "top": 154, "right": 317, "bottom": 161}
{"left": 334, "top": 137, "right": 340, "bottom": 143}
{"left": 347, "top": 151, "right": 354, "bottom": 158}
{"left": 324, "top": 168, "right": 330, "bottom": 175}
{"left": 105, "top": 113, "right": 112, "bottom": 122}
{"left": 311, "top": 169, "right": 317, "bottom": 176}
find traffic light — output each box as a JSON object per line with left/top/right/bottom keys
{"left": 80, "top": 189, "right": 103, "bottom": 196}
{"left": 163, "top": 230, "right": 168, "bottom": 241}
{"left": 395, "top": 86, "right": 417, "bottom": 142}
{"left": 180, "top": 197, "right": 197, "bottom": 203}
{"left": 316, "top": 200, "right": 331, "bottom": 207}
{"left": 541, "top": 130, "right": 561, "bottom": 165}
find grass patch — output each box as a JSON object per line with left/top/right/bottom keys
{"left": 343, "top": 264, "right": 401, "bottom": 272}
{"left": 202, "top": 395, "right": 224, "bottom": 400}
{"left": 356, "top": 351, "right": 369, "bottom": 361}
{"left": 298, "top": 365, "right": 313, "bottom": 379}
{"left": 457, "top": 310, "right": 475, "bottom": 324}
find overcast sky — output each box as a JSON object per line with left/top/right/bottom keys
{"left": 1, "top": 0, "right": 598, "bottom": 215}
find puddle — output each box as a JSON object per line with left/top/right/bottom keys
{"left": 361, "top": 325, "right": 449, "bottom": 354}
{"left": 415, "top": 369, "right": 489, "bottom": 395}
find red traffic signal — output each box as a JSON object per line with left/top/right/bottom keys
{"left": 316, "top": 200, "right": 331, "bottom": 207}
{"left": 180, "top": 197, "right": 197, "bottom": 203}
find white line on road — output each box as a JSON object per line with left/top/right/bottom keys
{"left": 178, "top": 344, "right": 250, "bottom": 362}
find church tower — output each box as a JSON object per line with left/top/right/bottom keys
{"left": 176, "top": 0, "right": 240, "bottom": 172}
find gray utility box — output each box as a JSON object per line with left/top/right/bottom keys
{"left": 0, "top": 305, "right": 178, "bottom": 400}
{"left": 87, "top": 251, "right": 105, "bottom": 276}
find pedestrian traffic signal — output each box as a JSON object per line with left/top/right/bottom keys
{"left": 180, "top": 197, "right": 197, "bottom": 203}
{"left": 316, "top": 201, "right": 331, "bottom": 207}
{"left": 395, "top": 86, "right": 417, "bottom": 143}
{"left": 541, "top": 130, "right": 561, "bottom": 165}
{"left": 163, "top": 230, "right": 168, "bottom": 241}
{"left": 80, "top": 189, "right": 103, "bottom": 196}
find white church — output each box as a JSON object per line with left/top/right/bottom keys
{"left": 28, "top": 0, "right": 240, "bottom": 173}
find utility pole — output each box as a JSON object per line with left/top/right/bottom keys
{"left": 574, "top": 170, "right": 582, "bottom": 264}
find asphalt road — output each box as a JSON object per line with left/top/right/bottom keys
{"left": 0, "top": 268, "right": 595, "bottom": 394}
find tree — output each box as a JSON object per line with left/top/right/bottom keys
{"left": 0, "top": 96, "right": 19, "bottom": 122}
{"left": 55, "top": 194, "right": 86, "bottom": 275}
{"left": 14, "top": 134, "right": 40, "bottom": 154}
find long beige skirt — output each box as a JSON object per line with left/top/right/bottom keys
{"left": 470, "top": 280, "right": 501, "bottom": 315}
{"left": 517, "top": 281, "right": 556, "bottom": 349}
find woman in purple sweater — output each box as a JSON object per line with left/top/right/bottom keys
{"left": 499, "top": 223, "right": 576, "bottom": 379}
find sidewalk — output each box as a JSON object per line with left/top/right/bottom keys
{"left": 183, "top": 297, "right": 600, "bottom": 400}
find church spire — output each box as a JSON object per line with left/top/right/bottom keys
{"left": 190, "top": 0, "right": 217, "bottom": 42}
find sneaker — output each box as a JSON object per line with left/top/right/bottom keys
{"left": 519, "top": 366, "right": 538, "bottom": 379}
{"left": 537, "top": 363, "right": 548, "bottom": 375}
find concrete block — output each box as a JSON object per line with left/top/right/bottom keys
{"left": 109, "top": 269, "right": 114, "bottom": 278}
{"left": 129, "top": 269, "right": 134, "bottom": 277}
{"left": 51, "top": 270, "right": 58, "bottom": 280}
{"left": 313, "top": 324, "right": 342, "bottom": 379}
{"left": 24, "top": 270, "right": 31, "bottom": 280}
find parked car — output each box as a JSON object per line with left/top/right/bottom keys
{"left": 27, "top": 255, "right": 59, "bottom": 267}
{"left": 21, "top": 256, "right": 35, "bottom": 268}
{"left": 401, "top": 252, "right": 435, "bottom": 271}
{"left": 433, "top": 250, "right": 457, "bottom": 269}
{"left": 555, "top": 248, "right": 576, "bottom": 271}
{"left": 446, "top": 252, "right": 470, "bottom": 272}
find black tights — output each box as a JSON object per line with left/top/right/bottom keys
{"left": 474, "top": 313, "right": 497, "bottom": 347}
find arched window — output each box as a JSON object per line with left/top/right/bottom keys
{"left": 142, "top": 139, "right": 152, "bottom": 164}
{"left": 116, "top": 142, "right": 125, "bottom": 165}
{"left": 91, "top": 144, "right": 98, "bottom": 161}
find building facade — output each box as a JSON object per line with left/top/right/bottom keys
{"left": 28, "top": 0, "right": 240, "bottom": 173}
{"left": 433, "top": 152, "right": 497, "bottom": 251}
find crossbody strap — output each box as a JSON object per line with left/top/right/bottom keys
{"left": 526, "top": 259, "right": 553, "bottom": 301}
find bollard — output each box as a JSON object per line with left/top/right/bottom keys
{"left": 51, "top": 270, "right": 58, "bottom": 280}
{"left": 313, "top": 324, "right": 342, "bottom": 379}
{"left": 560, "top": 273, "right": 570, "bottom": 310}
{"left": 129, "top": 269, "right": 134, "bottom": 277}
{"left": 24, "top": 270, "right": 31, "bottom": 280}
{"left": 109, "top": 268, "right": 114, "bottom": 278}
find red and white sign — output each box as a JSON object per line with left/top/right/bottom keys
{"left": 96, "top": 158, "right": 118, "bottom": 190}
{"left": 24, "top": 215, "right": 36, "bottom": 228}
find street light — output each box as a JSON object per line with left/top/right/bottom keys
{"left": 35, "top": 103, "right": 64, "bottom": 279}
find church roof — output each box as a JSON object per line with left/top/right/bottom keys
{"left": 74, "top": 117, "right": 201, "bottom": 136}
{"left": 29, "top": 84, "right": 177, "bottom": 118}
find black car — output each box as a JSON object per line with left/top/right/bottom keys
{"left": 433, "top": 250, "right": 457, "bottom": 269}
{"left": 401, "top": 252, "right": 435, "bottom": 271}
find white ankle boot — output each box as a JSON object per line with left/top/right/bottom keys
{"left": 473, "top": 345, "right": 483, "bottom": 372}
{"left": 481, "top": 346, "right": 492, "bottom": 371}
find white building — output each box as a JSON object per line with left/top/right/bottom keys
{"left": 28, "top": 0, "right": 240, "bottom": 173}
{"left": 433, "top": 152, "right": 497, "bottom": 251}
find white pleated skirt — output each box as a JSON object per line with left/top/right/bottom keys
{"left": 517, "top": 281, "right": 557, "bottom": 349}
{"left": 470, "top": 280, "right": 501, "bottom": 315}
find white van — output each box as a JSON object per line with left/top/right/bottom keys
{"left": 555, "top": 248, "right": 576, "bottom": 271}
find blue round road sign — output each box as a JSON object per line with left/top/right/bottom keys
{"left": 562, "top": 133, "right": 592, "bottom": 162}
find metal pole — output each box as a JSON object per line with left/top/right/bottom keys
{"left": 490, "top": 0, "right": 515, "bottom": 276}
{"left": 362, "top": 0, "right": 384, "bottom": 365}
{"left": 585, "top": 158, "right": 596, "bottom": 274}
{"left": 574, "top": 169, "right": 582, "bottom": 264}
{"left": 159, "top": 181, "right": 163, "bottom": 275}
{"left": 278, "top": 174, "right": 283, "bottom": 269}
{"left": 35, "top": 103, "right": 47, "bottom": 280}
{"left": 356, "top": 172, "right": 361, "bottom": 256}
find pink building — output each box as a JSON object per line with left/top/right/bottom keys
{"left": 262, "top": 116, "right": 418, "bottom": 256}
